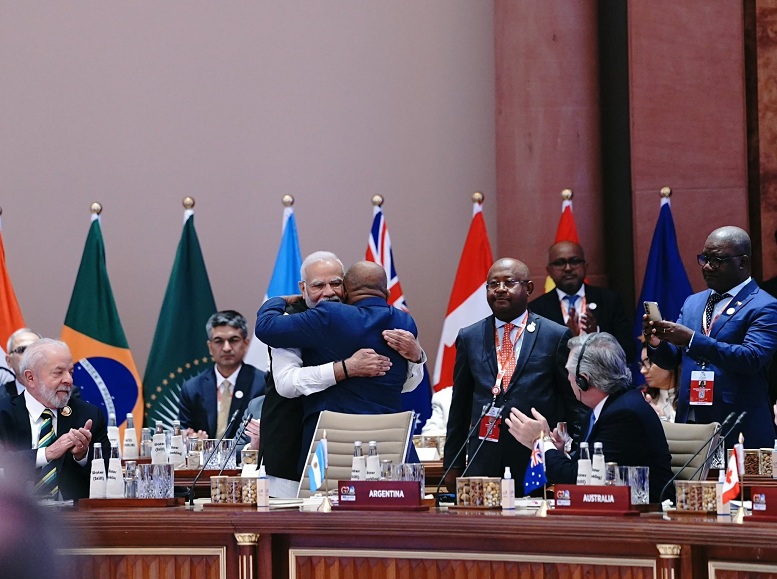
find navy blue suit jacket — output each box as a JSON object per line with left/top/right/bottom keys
{"left": 178, "top": 363, "right": 266, "bottom": 440}
{"left": 544, "top": 388, "right": 673, "bottom": 503}
{"left": 255, "top": 296, "right": 417, "bottom": 464}
{"left": 0, "top": 394, "right": 110, "bottom": 500}
{"left": 529, "top": 284, "right": 636, "bottom": 363}
{"left": 649, "top": 280, "right": 777, "bottom": 448}
{"left": 443, "top": 312, "right": 588, "bottom": 484}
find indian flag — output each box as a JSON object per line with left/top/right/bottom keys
{"left": 0, "top": 214, "right": 25, "bottom": 382}
{"left": 60, "top": 209, "right": 143, "bottom": 433}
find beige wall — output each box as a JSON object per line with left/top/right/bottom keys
{"left": 0, "top": 2, "right": 497, "bottom": 374}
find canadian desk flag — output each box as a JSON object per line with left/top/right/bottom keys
{"left": 432, "top": 195, "right": 493, "bottom": 392}
{"left": 722, "top": 446, "right": 741, "bottom": 504}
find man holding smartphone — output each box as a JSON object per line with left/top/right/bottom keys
{"left": 643, "top": 226, "right": 777, "bottom": 448}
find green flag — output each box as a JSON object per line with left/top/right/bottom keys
{"left": 143, "top": 212, "right": 216, "bottom": 428}
{"left": 60, "top": 214, "right": 143, "bottom": 433}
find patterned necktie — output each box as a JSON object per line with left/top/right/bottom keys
{"left": 217, "top": 380, "right": 233, "bottom": 438}
{"left": 34, "top": 409, "right": 58, "bottom": 498}
{"left": 704, "top": 292, "right": 730, "bottom": 331}
{"left": 499, "top": 323, "right": 516, "bottom": 392}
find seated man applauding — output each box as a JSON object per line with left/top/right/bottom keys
{"left": 506, "top": 333, "right": 672, "bottom": 503}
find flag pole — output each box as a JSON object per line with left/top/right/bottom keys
{"left": 734, "top": 432, "right": 746, "bottom": 524}
{"left": 536, "top": 431, "right": 549, "bottom": 517}
{"left": 319, "top": 430, "right": 332, "bottom": 512}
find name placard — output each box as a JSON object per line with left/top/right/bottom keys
{"left": 750, "top": 486, "right": 777, "bottom": 521}
{"left": 550, "top": 485, "right": 637, "bottom": 516}
{"left": 336, "top": 480, "right": 422, "bottom": 510}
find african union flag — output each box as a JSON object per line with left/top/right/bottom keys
{"left": 143, "top": 206, "right": 216, "bottom": 429}
{"left": 60, "top": 209, "right": 143, "bottom": 433}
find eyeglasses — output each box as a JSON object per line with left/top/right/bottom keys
{"left": 639, "top": 358, "right": 653, "bottom": 371}
{"left": 209, "top": 336, "right": 245, "bottom": 348}
{"left": 696, "top": 253, "right": 747, "bottom": 270}
{"left": 485, "top": 279, "right": 530, "bottom": 291}
{"left": 305, "top": 279, "right": 344, "bottom": 291}
{"left": 9, "top": 345, "right": 27, "bottom": 356}
{"left": 548, "top": 258, "right": 586, "bottom": 269}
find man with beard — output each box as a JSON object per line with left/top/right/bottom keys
{"left": 256, "top": 252, "right": 423, "bottom": 496}
{"left": 529, "top": 241, "right": 635, "bottom": 363}
{"left": 443, "top": 258, "right": 587, "bottom": 491}
{"left": 645, "top": 226, "right": 777, "bottom": 448}
{"left": 0, "top": 339, "right": 109, "bottom": 500}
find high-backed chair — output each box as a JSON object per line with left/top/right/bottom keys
{"left": 297, "top": 410, "right": 414, "bottom": 499}
{"left": 661, "top": 421, "right": 721, "bottom": 481}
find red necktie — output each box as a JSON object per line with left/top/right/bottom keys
{"left": 500, "top": 323, "right": 516, "bottom": 391}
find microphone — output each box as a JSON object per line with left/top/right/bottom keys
{"left": 657, "top": 412, "right": 735, "bottom": 505}
{"left": 187, "top": 408, "right": 242, "bottom": 506}
{"left": 435, "top": 398, "right": 496, "bottom": 506}
{"left": 217, "top": 413, "right": 252, "bottom": 476}
{"left": 685, "top": 411, "right": 748, "bottom": 482}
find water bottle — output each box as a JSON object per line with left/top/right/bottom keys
{"left": 140, "top": 428, "right": 152, "bottom": 458}
{"left": 576, "top": 442, "right": 592, "bottom": 485}
{"left": 89, "top": 443, "right": 107, "bottom": 498}
{"left": 256, "top": 464, "right": 269, "bottom": 509}
{"left": 351, "top": 441, "right": 366, "bottom": 481}
{"left": 122, "top": 413, "right": 138, "bottom": 459}
{"left": 169, "top": 420, "right": 186, "bottom": 468}
{"left": 106, "top": 413, "right": 120, "bottom": 456}
{"left": 771, "top": 439, "right": 777, "bottom": 480}
{"left": 590, "top": 442, "right": 606, "bottom": 485}
{"left": 501, "top": 467, "right": 515, "bottom": 511}
{"left": 365, "top": 441, "right": 380, "bottom": 481}
{"left": 152, "top": 420, "right": 167, "bottom": 465}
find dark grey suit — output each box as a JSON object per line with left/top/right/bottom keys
{"left": 529, "top": 284, "right": 636, "bottom": 363}
{"left": 178, "top": 364, "right": 266, "bottom": 440}
{"left": 443, "top": 312, "right": 588, "bottom": 483}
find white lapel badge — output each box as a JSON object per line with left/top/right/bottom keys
{"left": 234, "top": 390, "right": 244, "bottom": 399}
{"left": 61, "top": 405, "right": 72, "bottom": 417}
{"left": 527, "top": 322, "right": 536, "bottom": 333}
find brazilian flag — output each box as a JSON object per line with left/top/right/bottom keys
{"left": 61, "top": 212, "right": 143, "bottom": 433}
{"left": 143, "top": 210, "right": 216, "bottom": 429}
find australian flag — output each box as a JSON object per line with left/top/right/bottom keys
{"left": 524, "top": 438, "right": 547, "bottom": 494}
{"left": 366, "top": 201, "right": 432, "bottom": 434}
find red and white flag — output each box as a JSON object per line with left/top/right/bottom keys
{"left": 432, "top": 200, "right": 493, "bottom": 392}
{"left": 722, "top": 446, "right": 741, "bottom": 504}
{"left": 544, "top": 193, "right": 581, "bottom": 293}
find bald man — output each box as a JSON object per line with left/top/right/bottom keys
{"left": 255, "top": 261, "right": 419, "bottom": 471}
{"left": 529, "top": 241, "right": 635, "bottom": 363}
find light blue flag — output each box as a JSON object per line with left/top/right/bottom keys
{"left": 245, "top": 205, "right": 304, "bottom": 370}
{"left": 309, "top": 437, "right": 328, "bottom": 493}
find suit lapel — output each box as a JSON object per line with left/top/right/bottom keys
{"left": 481, "top": 316, "right": 499, "bottom": 379}
{"left": 229, "top": 365, "right": 253, "bottom": 419}
{"left": 203, "top": 370, "right": 217, "bottom": 438}
{"left": 11, "top": 395, "right": 32, "bottom": 447}
{"left": 709, "top": 280, "right": 757, "bottom": 338}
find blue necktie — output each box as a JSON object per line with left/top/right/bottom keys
{"left": 584, "top": 412, "right": 596, "bottom": 442}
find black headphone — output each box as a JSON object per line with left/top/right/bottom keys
{"left": 575, "top": 334, "right": 596, "bottom": 392}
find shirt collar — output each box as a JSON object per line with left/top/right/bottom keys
{"left": 712, "top": 276, "right": 751, "bottom": 299}
{"left": 591, "top": 394, "right": 609, "bottom": 422}
{"left": 215, "top": 365, "right": 241, "bottom": 387}
{"left": 24, "top": 389, "right": 49, "bottom": 421}
{"left": 495, "top": 311, "right": 528, "bottom": 330}
{"left": 555, "top": 285, "right": 585, "bottom": 302}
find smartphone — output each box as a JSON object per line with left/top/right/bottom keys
{"left": 643, "top": 301, "right": 663, "bottom": 322}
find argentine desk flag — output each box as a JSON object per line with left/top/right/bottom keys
{"left": 308, "top": 435, "right": 328, "bottom": 493}
{"left": 524, "top": 438, "right": 547, "bottom": 494}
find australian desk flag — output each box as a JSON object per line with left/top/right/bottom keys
{"left": 524, "top": 438, "right": 547, "bottom": 494}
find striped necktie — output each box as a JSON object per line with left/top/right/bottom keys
{"left": 34, "top": 409, "right": 59, "bottom": 498}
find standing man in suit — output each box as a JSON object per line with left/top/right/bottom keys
{"left": 645, "top": 226, "right": 777, "bottom": 448}
{"left": 506, "top": 333, "right": 673, "bottom": 503}
{"left": 443, "top": 258, "right": 587, "bottom": 491}
{"left": 178, "top": 311, "right": 266, "bottom": 440}
{"left": 0, "top": 339, "right": 109, "bottom": 500}
{"left": 1, "top": 328, "right": 42, "bottom": 400}
{"left": 530, "top": 241, "right": 635, "bottom": 363}
{"left": 256, "top": 260, "right": 420, "bottom": 472}
{"left": 257, "top": 252, "right": 424, "bottom": 496}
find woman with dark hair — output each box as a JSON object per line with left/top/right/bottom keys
{"left": 640, "top": 343, "right": 678, "bottom": 422}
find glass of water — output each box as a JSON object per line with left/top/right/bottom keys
{"left": 628, "top": 466, "right": 650, "bottom": 505}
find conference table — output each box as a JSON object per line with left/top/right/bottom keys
{"left": 61, "top": 499, "right": 777, "bottom": 579}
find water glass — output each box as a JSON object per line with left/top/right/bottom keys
{"left": 202, "top": 439, "right": 218, "bottom": 468}
{"left": 628, "top": 466, "right": 650, "bottom": 505}
{"left": 556, "top": 422, "right": 573, "bottom": 453}
{"left": 380, "top": 459, "right": 393, "bottom": 480}
{"left": 604, "top": 462, "right": 618, "bottom": 486}
{"left": 138, "top": 463, "right": 174, "bottom": 499}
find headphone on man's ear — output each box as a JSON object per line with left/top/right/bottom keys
{"left": 575, "top": 334, "right": 596, "bottom": 392}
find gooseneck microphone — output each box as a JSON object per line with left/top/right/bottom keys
{"left": 217, "top": 413, "right": 253, "bottom": 476}
{"left": 435, "top": 397, "right": 496, "bottom": 506}
{"left": 187, "top": 408, "right": 241, "bottom": 506}
{"left": 657, "top": 412, "right": 736, "bottom": 505}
